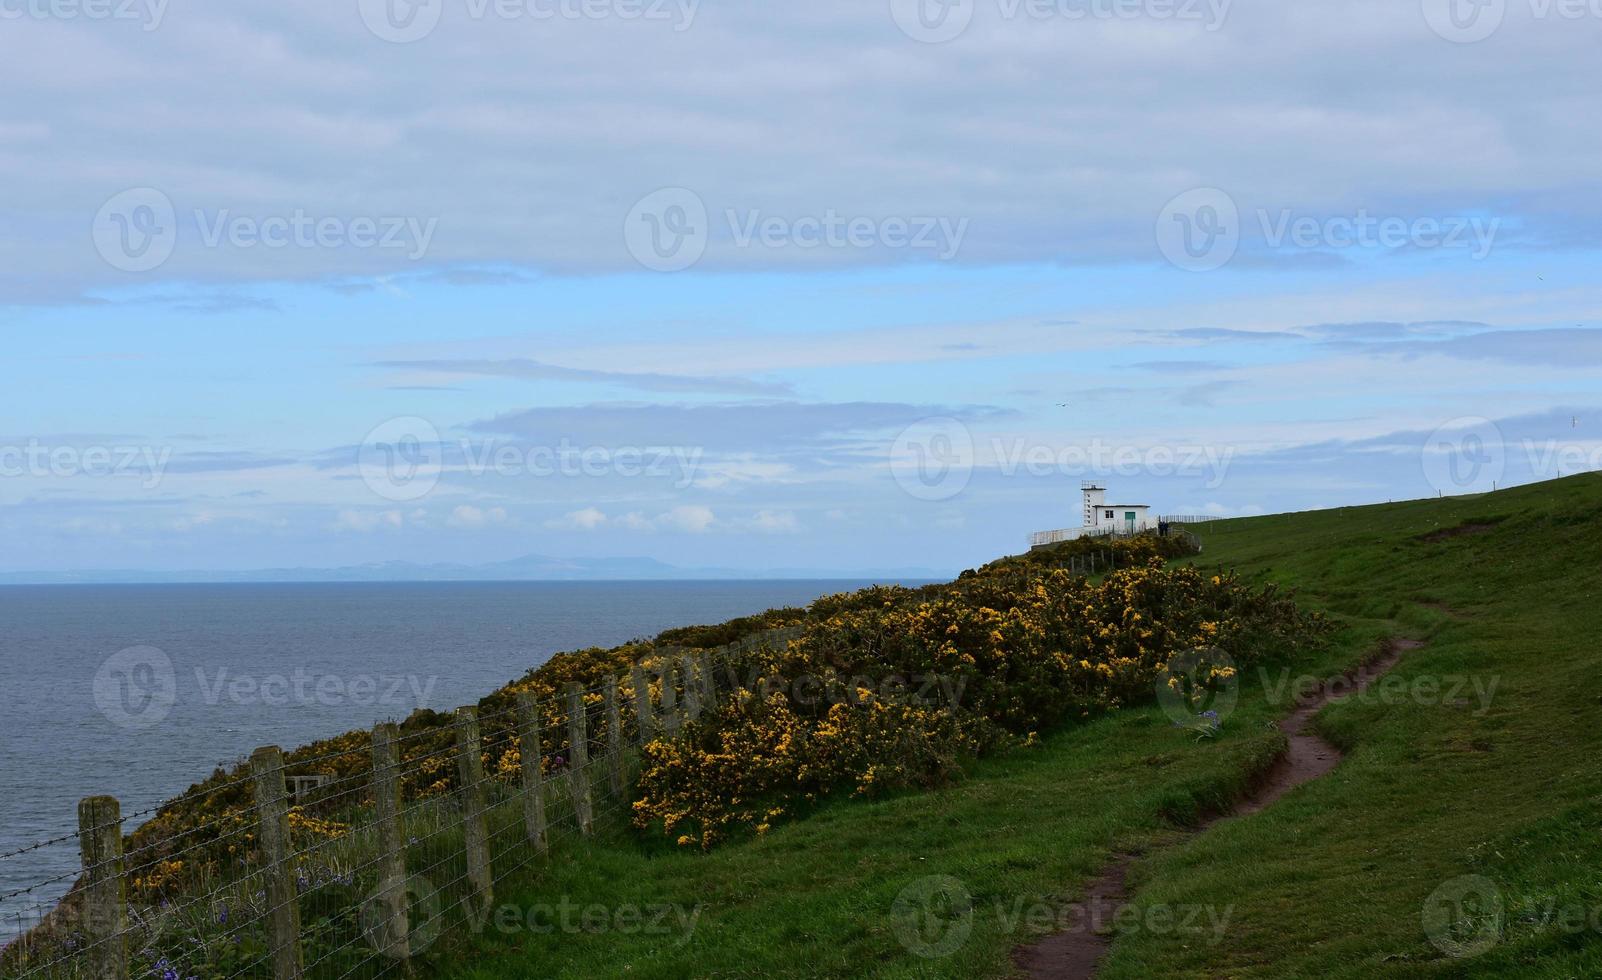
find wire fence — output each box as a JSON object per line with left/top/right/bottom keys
{"left": 0, "top": 633, "right": 795, "bottom": 980}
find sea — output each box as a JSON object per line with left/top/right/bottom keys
{"left": 0, "top": 579, "right": 916, "bottom": 939}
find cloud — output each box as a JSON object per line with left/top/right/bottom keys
{"left": 1128, "top": 360, "right": 1234, "bottom": 374}
{"left": 741, "top": 509, "right": 800, "bottom": 533}
{"left": 546, "top": 506, "right": 609, "bottom": 530}
{"left": 468, "top": 401, "right": 1017, "bottom": 456}
{"left": 1325, "top": 327, "right": 1602, "bottom": 368}
{"left": 333, "top": 509, "right": 406, "bottom": 532}
{"left": 447, "top": 504, "right": 508, "bottom": 528}
{"left": 543, "top": 504, "right": 728, "bottom": 534}
{"left": 372, "top": 357, "right": 793, "bottom": 396}
{"left": 7, "top": 2, "right": 1601, "bottom": 302}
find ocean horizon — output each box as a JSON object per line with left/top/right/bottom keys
{"left": 0, "top": 578, "right": 932, "bottom": 939}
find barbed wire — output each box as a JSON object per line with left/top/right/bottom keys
{"left": 1, "top": 640, "right": 765, "bottom": 979}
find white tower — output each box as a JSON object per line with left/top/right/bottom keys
{"left": 1082, "top": 482, "right": 1105, "bottom": 529}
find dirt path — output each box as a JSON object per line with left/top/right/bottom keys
{"left": 1012, "top": 638, "right": 1424, "bottom": 980}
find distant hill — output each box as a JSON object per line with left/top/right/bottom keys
{"left": 0, "top": 554, "right": 953, "bottom": 585}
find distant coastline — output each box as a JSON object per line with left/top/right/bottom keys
{"left": 0, "top": 553, "right": 955, "bottom": 586}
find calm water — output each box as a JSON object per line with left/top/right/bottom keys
{"left": 0, "top": 580, "right": 903, "bottom": 937}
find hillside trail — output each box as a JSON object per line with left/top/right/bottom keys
{"left": 1012, "top": 638, "right": 1425, "bottom": 979}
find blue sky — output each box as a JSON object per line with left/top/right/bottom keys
{"left": 3, "top": 0, "right": 1600, "bottom": 574}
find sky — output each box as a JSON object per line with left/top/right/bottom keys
{"left": 2, "top": 0, "right": 1600, "bottom": 575}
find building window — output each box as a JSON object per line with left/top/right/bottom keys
{"left": 1104, "top": 509, "right": 1114, "bottom": 518}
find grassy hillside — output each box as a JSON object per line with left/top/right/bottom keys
{"left": 434, "top": 474, "right": 1602, "bottom": 978}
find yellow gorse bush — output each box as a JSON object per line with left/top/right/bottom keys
{"left": 632, "top": 542, "right": 1329, "bottom": 847}
{"left": 123, "top": 532, "right": 1326, "bottom": 881}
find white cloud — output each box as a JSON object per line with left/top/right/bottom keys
{"left": 6, "top": 1, "right": 1600, "bottom": 302}
{"left": 658, "top": 505, "right": 717, "bottom": 533}
{"left": 334, "top": 509, "right": 405, "bottom": 532}
{"left": 741, "top": 509, "right": 800, "bottom": 534}
{"left": 545, "top": 506, "right": 610, "bottom": 530}
{"left": 447, "top": 504, "right": 509, "bottom": 528}
{"left": 542, "top": 504, "right": 719, "bottom": 533}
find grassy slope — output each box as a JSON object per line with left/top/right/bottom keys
{"left": 1103, "top": 474, "right": 1602, "bottom": 978}
{"left": 435, "top": 474, "right": 1602, "bottom": 979}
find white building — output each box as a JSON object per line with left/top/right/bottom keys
{"left": 1029, "top": 483, "right": 1156, "bottom": 548}
{"left": 1080, "top": 483, "right": 1153, "bottom": 535}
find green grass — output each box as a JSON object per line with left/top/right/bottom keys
{"left": 430, "top": 473, "right": 1602, "bottom": 978}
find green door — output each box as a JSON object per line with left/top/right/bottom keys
{"left": 1125, "top": 512, "right": 1136, "bottom": 531}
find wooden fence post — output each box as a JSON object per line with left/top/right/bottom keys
{"left": 631, "top": 663, "right": 656, "bottom": 744}
{"left": 454, "top": 706, "right": 494, "bottom": 914}
{"left": 565, "top": 685, "right": 595, "bottom": 836}
{"left": 604, "top": 676, "right": 625, "bottom": 798}
{"left": 77, "top": 795, "right": 128, "bottom": 980}
{"left": 697, "top": 651, "right": 714, "bottom": 710}
{"left": 513, "top": 694, "right": 549, "bottom": 855}
{"left": 681, "top": 654, "right": 702, "bottom": 722}
{"left": 660, "top": 661, "right": 681, "bottom": 736}
{"left": 250, "top": 746, "right": 304, "bottom": 980}
{"left": 369, "top": 723, "right": 409, "bottom": 961}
